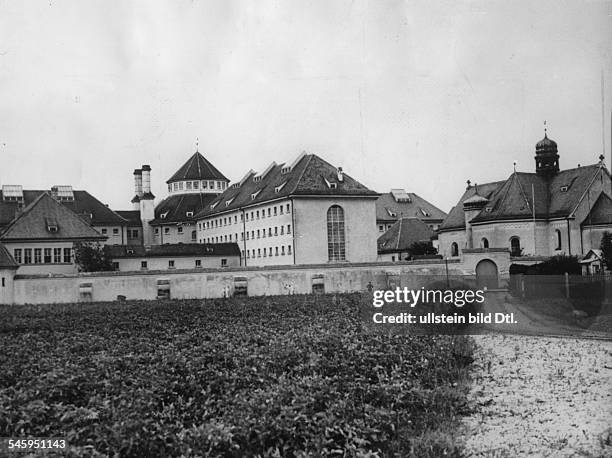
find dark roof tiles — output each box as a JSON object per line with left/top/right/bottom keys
{"left": 166, "top": 152, "right": 228, "bottom": 183}
{"left": 377, "top": 217, "right": 435, "bottom": 253}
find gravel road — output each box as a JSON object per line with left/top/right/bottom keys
{"left": 462, "top": 334, "right": 612, "bottom": 457}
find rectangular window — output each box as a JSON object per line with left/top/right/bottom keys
{"left": 112, "top": 262, "right": 119, "bottom": 270}
{"left": 275, "top": 247, "right": 279, "bottom": 256}
{"left": 193, "top": 181, "right": 199, "bottom": 189}
{"left": 256, "top": 210, "right": 260, "bottom": 219}
{"left": 113, "top": 228, "right": 119, "bottom": 235}
{"left": 164, "top": 227, "right": 170, "bottom": 234}
{"left": 280, "top": 206, "right": 284, "bottom": 214}
{"left": 155, "top": 228, "right": 159, "bottom": 234}
{"left": 186, "top": 181, "right": 192, "bottom": 190}
{"left": 202, "top": 181, "right": 208, "bottom": 189}
{"left": 269, "top": 247, "right": 272, "bottom": 256}
{"left": 101, "top": 228, "right": 107, "bottom": 234}
{"left": 54, "top": 248, "right": 61, "bottom": 263}
{"left": 267, "top": 208, "right": 271, "bottom": 217}
{"left": 34, "top": 248, "right": 42, "bottom": 264}
{"left": 281, "top": 246, "right": 285, "bottom": 255}
{"left": 141, "top": 260, "right": 148, "bottom": 269}
{"left": 288, "top": 245, "right": 292, "bottom": 255}
{"left": 63, "top": 248, "right": 72, "bottom": 263}
{"left": 44, "top": 248, "right": 52, "bottom": 263}
{"left": 257, "top": 248, "right": 261, "bottom": 257}
{"left": 251, "top": 230, "right": 254, "bottom": 239}
{"left": 268, "top": 228, "right": 272, "bottom": 237}
{"left": 274, "top": 227, "right": 278, "bottom": 236}
{"left": 257, "top": 229, "right": 260, "bottom": 238}
{"left": 287, "top": 224, "right": 291, "bottom": 234}
{"left": 168, "top": 260, "right": 175, "bottom": 269}
{"left": 209, "top": 181, "right": 214, "bottom": 188}
{"left": 286, "top": 204, "right": 290, "bottom": 213}
{"left": 133, "top": 229, "right": 139, "bottom": 238}
{"left": 234, "top": 215, "right": 238, "bottom": 223}
{"left": 195, "top": 259, "right": 202, "bottom": 268}
{"left": 246, "top": 232, "right": 250, "bottom": 240}
{"left": 280, "top": 226, "right": 284, "bottom": 235}
{"left": 250, "top": 211, "right": 254, "bottom": 220}
{"left": 178, "top": 182, "right": 184, "bottom": 190}
{"left": 263, "top": 249, "right": 267, "bottom": 257}
{"left": 168, "top": 184, "right": 172, "bottom": 192}
{"left": 274, "top": 207, "right": 277, "bottom": 216}
{"left": 24, "top": 249, "right": 32, "bottom": 264}
{"left": 178, "top": 226, "right": 183, "bottom": 234}
{"left": 14, "top": 249, "right": 22, "bottom": 264}
{"left": 2, "top": 277, "right": 5, "bottom": 287}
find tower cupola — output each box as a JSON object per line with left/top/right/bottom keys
{"left": 535, "top": 130, "right": 559, "bottom": 176}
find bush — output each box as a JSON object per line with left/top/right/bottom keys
{"left": 0, "top": 295, "right": 474, "bottom": 457}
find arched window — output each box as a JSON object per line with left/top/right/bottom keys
{"left": 554, "top": 229, "right": 562, "bottom": 251}
{"left": 510, "top": 237, "right": 521, "bottom": 256}
{"left": 327, "top": 205, "right": 345, "bottom": 261}
{"left": 191, "top": 230, "right": 197, "bottom": 241}
{"left": 481, "top": 238, "right": 489, "bottom": 249}
{"left": 451, "top": 242, "right": 459, "bottom": 257}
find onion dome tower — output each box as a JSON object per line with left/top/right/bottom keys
{"left": 535, "top": 128, "right": 560, "bottom": 177}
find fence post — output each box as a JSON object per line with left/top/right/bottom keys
{"left": 564, "top": 272, "right": 570, "bottom": 299}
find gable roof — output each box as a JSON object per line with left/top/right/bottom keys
{"left": 376, "top": 191, "right": 447, "bottom": 223}
{"left": 581, "top": 192, "right": 612, "bottom": 226}
{"left": 0, "top": 189, "right": 126, "bottom": 229}
{"left": 151, "top": 193, "right": 218, "bottom": 225}
{"left": 196, "top": 153, "right": 378, "bottom": 218}
{"left": 471, "top": 164, "right": 608, "bottom": 224}
{"left": 0, "top": 193, "right": 106, "bottom": 241}
{"left": 115, "top": 210, "right": 142, "bottom": 226}
{"left": 166, "top": 152, "right": 228, "bottom": 184}
{"left": 377, "top": 217, "right": 435, "bottom": 253}
{"left": 0, "top": 243, "right": 18, "bottom": 269}
{"left": 105, "top": 243, "right": 240, "bottom": 258}
{"left": 439, "top": 180, "right": 505, "bottom": 232}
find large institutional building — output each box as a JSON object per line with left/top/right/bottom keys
{"left": 438, "top": 133, "right": 612, "bottom": 259}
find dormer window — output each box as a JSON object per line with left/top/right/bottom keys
{"left": 323, "top": 177, "right": 337, "bottom": 189}
{"left": 560, "top": 185, "right": 568, "bottom": 192}
{"left": 186, "top": 211, "right": 194, "bottom": 217}
{"left": 225, "top": 197, "right": 234, "bottom": 207}
{"left": 419, "top": 208, "right": 430, "bottom": 217}
{"left": 251, "top": 190, "right": 261, "bottom": 200}
{"left": 160, "top": 212, "right": 168, "bottom": 219}
{"left": 211, "top": 201, "right": 219, "bottom": 209}
{"left": 281, "top": 166, "right": 291, "bottom": 174}
{"left": 386, "top": 208, "right": 397, "bottom": 218}
{"left": 253, "top": 176, "right": 262, "bottom": 183}
{"left": 274, "top": 182, "right": 287, "bottom": 193}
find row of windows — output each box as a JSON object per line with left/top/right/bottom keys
{"left": 243, "top": 245, "right": 292, "bottom": 258}
{"left": 168, "top": 180, "right": 227, "bottom": 192}
{"left": 13, "top": 248, "right": 72, "bottom": 265}
{"left": 201, "top": 203, "right": 291, "bottom": 230}
{"left": 203, "top": 225, "right": 292, "bottom": 243}
{"left": 100, "top": 228, "right": 138, "bottom": 238}
{"left": 131, "top": 258, "right": 229, "bottom": 270}
{"left": 449, "top": 236, "right": 525, "bottom": 257}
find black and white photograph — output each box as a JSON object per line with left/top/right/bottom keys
{"left": 0, "top": 1, "right": 611, "bottom": 456}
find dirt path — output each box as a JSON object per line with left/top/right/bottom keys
{"left": 462, "top": 334, "right": 612, "bottom": 457}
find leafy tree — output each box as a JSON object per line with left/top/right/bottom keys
{"left": 406, "top": 241, "right": 437, "bottom": 260}
{"left": 73, "top": 242, "right": 113, "bottom": 272}
{"left": 600, "top": 231, "right": 612, "bottom": 271}
{"left": 530, "top": 255, "right": 581, "bottom": 275}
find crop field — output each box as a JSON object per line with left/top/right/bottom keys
{"left": 0, "top": 294, "right": 474, "bottom": 457}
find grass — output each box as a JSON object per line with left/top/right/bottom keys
{"left": 0, "top": 294, "right": 474, "bottom": 457}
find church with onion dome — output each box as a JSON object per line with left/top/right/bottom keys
{"left": 438, "top": 131, "right": 612, "bottom": 260}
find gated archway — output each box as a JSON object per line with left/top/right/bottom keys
{"left": 476, "top": 259, "right": 498, "bottom": 289}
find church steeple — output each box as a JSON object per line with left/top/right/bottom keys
{"left": 535, "top": 124, "right": 560, "bottom": 177}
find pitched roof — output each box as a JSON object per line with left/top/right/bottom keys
{"left": 581, "top": 192, "right": 612, "bottom": 226}
{"left": 0, "top": 189, "right": 126, "bottom": 229}
{"left": 115, "top": 210, "right": 142, "bottom": 226}
{"left": 166, "top": 152, "right": 228, "bottom": 183}
{"left": 151, "top": 193, "right": 218, "bottom": 225}
{"left": 377, "top": 217, "right": 435, "bottom": 253}
{"left": 196, "top": 153, "right": 379, "bottom": 218}
{"left": 375, "top": 191, "right": 447, "bottom": 223}
{"left": 470, "top": 164, "right": 607, "bottom": 224}
{"left": 0, "top": 193, "right": 107, "bottom": 241}
{"left": 105, "top": 243, "right": 240, "bottom": 258}
{"left": 0, "top": 243, "right": 18, "bottom": 269}
{"left": 438, "top": 180, "right": 504, "bottom": 232}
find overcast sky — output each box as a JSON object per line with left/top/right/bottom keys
{"left": 1, "top": 0, "right": 611, "bottom": 212}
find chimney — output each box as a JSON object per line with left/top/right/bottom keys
{"left": 133, "top": 169, "right": 143, "bottom": 197}
{"left": 337, "top": 167, "right": 344, "bottom": 182}
{"left": 141, "top": 165, "right": 151, "bottom": 194}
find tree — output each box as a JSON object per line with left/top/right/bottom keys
{"left": 73, "top": 242, "right": 113, "bottom": 272}
{"left": 601, "top": 231, "right": 612, "bottom": 271}
{"left": 530, "top": 255, "right": 581, "bottom": 275}
{"left": 406, "top": 241, "right": 437, "bottom": 259}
